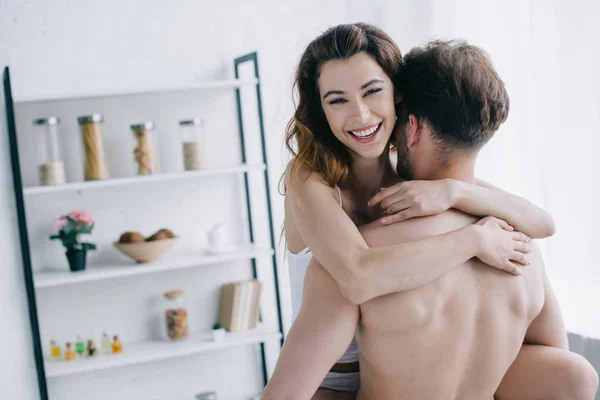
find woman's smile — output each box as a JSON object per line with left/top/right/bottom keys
{"left": 346, "top": 122, "right": 382, "bottom": 143}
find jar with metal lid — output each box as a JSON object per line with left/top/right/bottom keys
{"left": 195, "top": 392, "right": 218, "bottom": 400}
{"left": 179, "top": 118, "right": 205, "bottom": 171}
{"left": 78, "top": 114, "right": 110, "bottom": 181}
{"left": 33, "top": 116, "right": 66, "bottom": 186}
{"left": 163, "top": 290, "right": 188, "bottom": 341}
{"left": 131, "top": 122, "right": 158, "bottom": 175}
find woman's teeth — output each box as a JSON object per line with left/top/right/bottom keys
{"left": 349, "top": 123, "right": 380, "bottom": 138}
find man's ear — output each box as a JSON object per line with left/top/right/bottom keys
{"left": 407, "top": 114, "right": 420, "bottom": 148}
{"left": 394, "top": 91, "right": 402, "bottom": 104}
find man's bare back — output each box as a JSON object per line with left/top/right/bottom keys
{"left": 356, "top": 211, "right": 545, "bottom": 400}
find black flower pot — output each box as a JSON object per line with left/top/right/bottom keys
{"left": 66, "top": 248, "right": 87, "bottom": 272}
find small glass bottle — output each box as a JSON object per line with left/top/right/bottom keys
{"left": 75, "top": 335, "right": 85, "bottom": 358}
{"left": 179, "top": 119, "right": 205, "bottom": 171}
{"left": 131, "top": 122, "right": 158, "bottom": 175}
{"left": 78, "top": 114, "right": 110, "bottom": 181}
{"left": 64, "top": 342, "right": 76, "bottom": 361}
{"left": 101, "top": 331, "right": 111, "bottom": 354}
{"left": 50, "top": 339, "right": 61, "bottom": 360}
{"left": 33, "top": 117, "right": 66, "bottom": 186}
{"left": 112, "top": 335, "right": 123, "bottom": 354}
{"left": 87, "top": 339, "right": 97, "bottom": 357}
{"left": 163, "top": 290, "right": 189, "bottom": 341}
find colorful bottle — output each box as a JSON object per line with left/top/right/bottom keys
{"left": 50, "top": 339, "right": 61, "bottom": 360}
{"left": 75, "top": 335, "right": 85, "bottom": 358}
{"left": 87, "top": 339, "right": 97, "bottom": 357}
{"left": 64, "top": 342, "right": 76, "bottom": 361}
{"left": 111, "top": 335, "right": 123, "bottom": 354}
{"left": 101, "top": 331, "right": 111, "bottom": 354}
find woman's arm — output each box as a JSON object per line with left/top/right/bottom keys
{"left": 286, "top": 164, "right": 531, "bottom": 305}
{"left": 369, "top": 179, "right": 555, "bottom": 239}
{"left": 261, "top": 259, "right": 359, "bottom": 400}
{"left": 456, "top": 179, "right": 556, "bottom": 239}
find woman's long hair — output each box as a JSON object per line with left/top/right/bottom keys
{"left": 285, "top": 23, "right": 403, "bottom": 189}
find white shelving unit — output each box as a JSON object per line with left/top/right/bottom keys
{"left": 14, "top": 78, "right": 259, "bottom": 103}
{"left": 4, "top": 52, "right": 282, "bottom": 400}
{"left": 45, "top": 328, "right": 282, "bottom": 378}
{"left": 34, "top": 247, "right": 274, "bottom": 288}
{"left": 24, "top": 164, "right": 266, "bottom": 196}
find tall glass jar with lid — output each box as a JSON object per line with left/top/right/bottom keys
{"left": 179, "top": 118, "right": 205, "bottom": 171}
{"left": 33, "top": 116, "right": 66, "bottom": 186}
{"left": 78, "top": 113, "right": 110, "bottom": 180}
{"left": 131, "top": 122, "right": 158, "bottom": 175}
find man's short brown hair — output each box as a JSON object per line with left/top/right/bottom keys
{"left": 396, "top": 40, "right": 510, "bottom": 151}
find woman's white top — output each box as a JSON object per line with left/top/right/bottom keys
{"left": 286, "top": 186, "right": 359, "bottom": 363}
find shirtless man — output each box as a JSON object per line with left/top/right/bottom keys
{"left": 263, "top": 40, "right": 598, "bottom": 399}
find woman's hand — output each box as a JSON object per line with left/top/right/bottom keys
{"left": 474, "top": 216, "right": 532, "bottom": 275}
{"left": 368, "top": 179, "right": 456, "bottom": 225}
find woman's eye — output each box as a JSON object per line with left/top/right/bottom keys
{"left": 365, "top": 88, "right": 383, "bottom": 96}
{"left": 329, "top": 98, "right": 347, "bottom": 105}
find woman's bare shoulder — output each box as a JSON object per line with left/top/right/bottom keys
{"left": 284, "top": 160, "right": 329, "bottom": 195}
{"left": 284, "top": 161, "right": 333, "bottom": 253}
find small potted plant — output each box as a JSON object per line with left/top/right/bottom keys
{"left": 50, "top": 210, "right": 97, "bottom": 272}
{"left": 212, "top": 322, "right": 225, "bottom": 342}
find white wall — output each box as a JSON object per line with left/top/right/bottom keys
{"left": 421, "top": 2, "right": 600, "bottom": 397}
{"left": 541, "top": 0, "right": 600, "bottom": 340}
{"left": 422, "top": 0, "right": 600, "bottom": 340}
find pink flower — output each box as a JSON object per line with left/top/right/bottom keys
{"left": 68, "top": 210, "right": 94, "bottom": 227}
{"left": 54, "top": 216, "right": 68, "bottom": 231}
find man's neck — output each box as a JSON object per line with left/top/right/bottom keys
{"left": 420, "top": 158, "right": 477, "bottom": 184}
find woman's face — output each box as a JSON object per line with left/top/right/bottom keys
{"left": 318, "top": 52, "right": 396, "bottom": 160}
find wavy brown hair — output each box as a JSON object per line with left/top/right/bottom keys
{"left": 285, "top": 23, "right": 402, "bottom": 189}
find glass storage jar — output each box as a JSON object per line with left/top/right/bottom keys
{"left": 195, "top": 392, "right": 218, "bottom": 400}
{"left": 77, "top": 114, "right": 110, "bottom": 180}
{"left": 179, "top": 118, "right": 205, "bottom": 171}
{"left": 163, "top": 290, "right": 189, "bottom": 341}
{"left": 131, "top": 121, "right": 158, "bottom": 175}
{"left": 33, "top": 116, "right": 66, "bottom": 186}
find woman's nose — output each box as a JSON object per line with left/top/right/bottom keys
{"left": 351, "top": 101, "right": 371, "bottom": 123}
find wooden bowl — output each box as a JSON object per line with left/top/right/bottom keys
{"left": 113, "top": 238, "right": 177, "bottom": 263}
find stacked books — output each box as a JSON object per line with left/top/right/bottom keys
{"left": 218, "top": 279, "right": 262, "bottom": 332}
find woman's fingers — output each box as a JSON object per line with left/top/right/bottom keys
{"left": 510, "top": 251, "right": 530, "bottom": 266}
{"left": 384, "top": 200, "right": 409, "bottom": 215}
{"left": 512, "top": 232, "right": 530, "bottom": 243}
{"left": 494, "top": 217, "right": 514, "bottom": 232}
{"left": 368, "top": 185, "right": 404, "bottom": 207}
{"left": 513, "top": 241, "right": 531, "bottom": 254}
{"left": 503, "top": 261, "right": 523, "bottom": 276}
{"left": 381, "top": 209, "right": 413, "bottom": 225}
{"left": 380, "top": 193, "right": 405, "bottom": 210}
